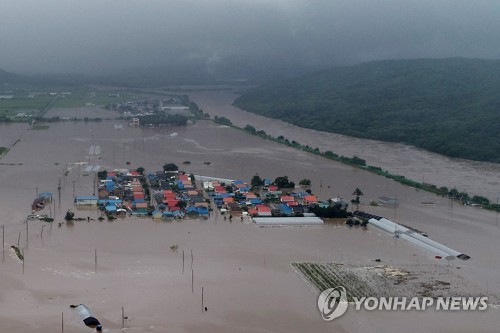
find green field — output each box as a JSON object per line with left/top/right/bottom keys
{"left": 52, "top": 90, "right": 137, "bottom": 108}
{"left": 0, "top": 87, "right": 139, "bottom": 121}
{"left": 0, "top": 95, "right": 53, "bottom": 113}
{"left": 31, "top": 125, "right": 50, "bottom": 130}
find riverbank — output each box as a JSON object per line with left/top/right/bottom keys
{"left": 208, "top": 115, "right": 499, "bottom": 212}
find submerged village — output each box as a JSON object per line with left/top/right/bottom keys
{"left": 32, "top": 164, "right": 355, "bottom": 227}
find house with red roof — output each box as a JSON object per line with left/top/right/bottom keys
{"left": 304, "top": 195, "right": 318, "bottom": 205}
{"left": 280, "top": 196, "right": 295, "bottom": 202}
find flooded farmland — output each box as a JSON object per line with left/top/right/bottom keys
{"left": 0, "top": 94, "right": 499, "bottom": 332}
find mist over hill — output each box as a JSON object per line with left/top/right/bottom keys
{"left": 234, "top": 58, "right": 500, "bottom": 163}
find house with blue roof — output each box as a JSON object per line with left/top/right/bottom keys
{"left": 74, "top": 196, "right": 98, "bottom": 205}
{"left": 197, "top": 206, "right": 209, "bottom": 216}
{"left": 162, "top": 211, "right": 175, "bottom": 219}
{"left": 105, "top": 205, "right": 117, "bottom": 213}
{"left": 278, "top": 203, "right": 293, "bottom": 216}
{"left": 186, "top": 206, "right": 199, "bottom": 216}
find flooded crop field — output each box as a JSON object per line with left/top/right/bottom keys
{"left": 0, "top": 92, "right": 499, "bottom": 332}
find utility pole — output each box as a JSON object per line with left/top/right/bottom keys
{"left": 202, "top": 287, "right": 204, "bottom": 312}
{"left": 2, "top": 225, "right": 4, "bottom": 262}
{"left": 58, "top": 177, "right": 62, "bottom": 210}
{"left": 26, "top": 220, "right": 29, "bottom": 248}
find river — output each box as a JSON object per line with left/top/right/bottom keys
{"left": 188, "top": 89, "right": 500, "bottom": 201}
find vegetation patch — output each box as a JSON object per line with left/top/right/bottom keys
{"left": 11, "top": 245, "right": 24, "bottom": 261}
{"left": 0, "top": 147, "right": 9, "bottom": 157}
{"left": 31, "top": 125, "right": 50, "bottom": 130}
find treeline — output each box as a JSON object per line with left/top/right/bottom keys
{"left": 234, "top": 58, "right": 500, "bottom": 163}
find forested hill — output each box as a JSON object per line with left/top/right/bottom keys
{"left": 0, "top": 69, "right": 26, "bottom": 84}
{"left": 234, "top": 58, "right": 500, "bottom": 163}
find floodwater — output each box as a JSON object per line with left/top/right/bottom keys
{"left": 189, "top": 89, "right": 500, "bottom": 201}
{"left": 0, "top": 96, "right": 499, "bottom": 332}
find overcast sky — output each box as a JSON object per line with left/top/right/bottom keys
{"left": 1, "top": 0, "right": 500, "bottom": 75}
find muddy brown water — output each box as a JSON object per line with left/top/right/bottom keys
{"left": 0, "top": 93, "right": 499, "bottom": 332}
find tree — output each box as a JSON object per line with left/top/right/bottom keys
{"left": 176, "top": 201, "right": 187, "bottom": 209}
{"left": 214, "top": 116, "right": 232, "bottom": 126}
{"left": 163, "top": 163, "right": 179, "bottom": 172}
{"left": 251, "top": 174, "right": 264, "bottom": 187}
{"left": 97, "top": 170, "right": 108, "bottom": 180}
{"left": 256, "top": 130, "right": 267, "bottom": 137}
{"left": 352, "top": 188, "right": 364, "bottom": 203}
{"left": 244, "top": 124, "right": 257, "bottom": 134}
{"left": 64, "top": 210, "right": 75, "bottom": 221}
{"left": 274, "top": 176, "right": 295, "bottom": 189}
{"left": 299, "top": 179, "right": 311, "bottom": 187}
{"left": 472, "top": 195, "right": 490, "bottom": 205}
{"left": 448, "top": 188, "right": 459, "bottom": 198}
{"left": 136, "top": 167, "right": 145, "bottom": 175}
{"left": 274, "top": 176, "right": 290, "bottom": 188}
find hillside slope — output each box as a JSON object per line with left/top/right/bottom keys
{"left": 0, "top": 69, "right": 27, "bottom": 84}
{"left": 234, "top": 58, "right": 500, "bottom": 163}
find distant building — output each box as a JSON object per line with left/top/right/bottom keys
{"left": 0, "top": 95, "right": 13, "bottom": 99}
{"left": 378, "top": 196, "right": 400, "bottom": 207}
{"left": 130, "top": 118, "right": 140, "bottom": 127}
{"left": 74, "top": 196, "right": 98, "bottom": 206}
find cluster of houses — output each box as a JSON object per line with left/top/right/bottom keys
{"left": 72, "top": 166, "right": 349, "bottom": 226}
{"left": 204, "top": 178, "right": 336, "bottom": 218}
{"left": 74, "top": 170, "right": 148, "bottom": 216}
{"left": 74, "top": 168, "right": 209, "bottom": 220}
{"left": 105, "top": 99, "right": 158, "bottom": 117}
{"left": 149, "top": 171, "right": 209, "bottom": 219}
